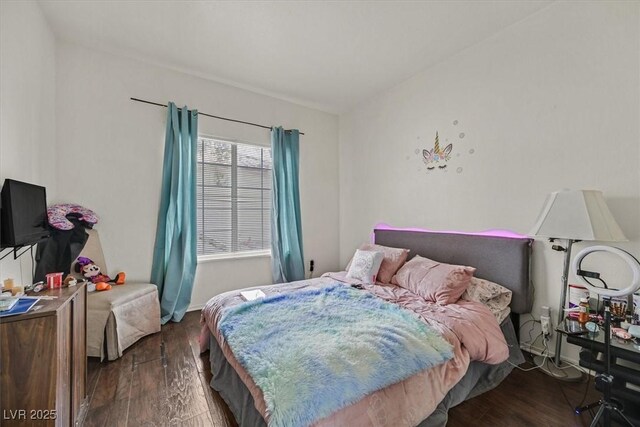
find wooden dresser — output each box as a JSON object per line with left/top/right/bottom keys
{"left": 1, "top": 283, "right": 87, "bottom": 426}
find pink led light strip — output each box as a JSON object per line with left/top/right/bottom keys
{"left": 373, "top": 223, "right": 529, "bottom": 239}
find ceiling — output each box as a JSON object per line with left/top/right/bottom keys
{"left": 39, "top": 1, "right": 551, "bottom": 113}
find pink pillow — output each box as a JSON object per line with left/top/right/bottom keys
{"left": 347, "top": 243, "right": 409, "bottom": 284}
{"left": 391, "top": 255, "right": 476, "bottom": 305}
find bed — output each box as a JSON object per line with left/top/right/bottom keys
{"left": 200, "top": 228, "right": 533, "bottom": 426}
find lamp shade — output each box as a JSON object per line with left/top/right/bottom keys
{"left": 529, "top": 190, "right": 627, "bottom": 241}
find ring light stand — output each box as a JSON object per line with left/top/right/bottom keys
{"left": 571, "top": 246, "right": 640, "bottom": 427}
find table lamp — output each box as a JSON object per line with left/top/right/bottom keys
{"left": 529, "top": 189, "right": 627, "bottom": 381}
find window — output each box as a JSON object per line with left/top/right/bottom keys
{"left": 196, "top": 136, "right": 272, "bottom": 257}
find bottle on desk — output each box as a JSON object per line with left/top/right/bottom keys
{"left": 578, "top": 298, "right": 590, "bottom": 324}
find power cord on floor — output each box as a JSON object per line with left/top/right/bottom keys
{"left": 521, "top": 330, "right": 543, "bottom": 354}
{"left": 516, "top": 313, "right": 550, "bottom": 370}
{"left": 507, "top": 354, "right": 548, "bottom": 372}
{"left": 514, "top": 313, "right": 588, "bottom": 375}
{"left": 508, "top": 331, "right": 547, "bottom": 372}
{"left": 557, "top": 321, "right": 597, "bottom": 416}
{"left": 509, "top": 341, "right": 594, "bottom": 416}
{"left": 549, "top": 357, "right": 585, "bottom": 372}
{"left": 558, "top": 373, "right": 592, "bottom": 415}
{"left": 519, "top": 315, "right": 542, "bottom": 353}
{"left": 520, "top": 309, "right": 587, "bottom": 375}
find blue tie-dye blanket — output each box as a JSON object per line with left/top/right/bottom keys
{"left": 219, "top": 284, "right": 453, "bottom": 427}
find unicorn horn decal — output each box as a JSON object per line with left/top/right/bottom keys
{"left": 423, "top": 132, "right": 453, "bottom": 170}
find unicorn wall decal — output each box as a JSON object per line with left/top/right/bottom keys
{"left": 423, "top": 132, "right": 452, "bottom": 170}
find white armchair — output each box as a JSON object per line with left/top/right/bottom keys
{"left": 71, "top": 229, "right": 161, "bottom": 361}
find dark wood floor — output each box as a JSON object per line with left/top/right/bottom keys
{"left": 84, "top": 311, "right": 604, "bottom": 427}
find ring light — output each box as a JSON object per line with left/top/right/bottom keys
{"left": 571, "top": 245, "right": 640, "bottom": 297}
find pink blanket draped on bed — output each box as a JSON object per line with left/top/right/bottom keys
{"left": 200, "top": 273, "right": 508, "bottom": 427}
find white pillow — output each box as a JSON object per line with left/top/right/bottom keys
{"left": 346, "top": 250, "right": 384, "bottom": 284}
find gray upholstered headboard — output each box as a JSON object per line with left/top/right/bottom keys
{"left": 374, "top": 229, "right": 533, "bottom": 314}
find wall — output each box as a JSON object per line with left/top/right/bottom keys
{"left": 339, "top": 1, "right": 640, "bottom": 363}
{"left": 55, "top": 43, "right": 340, "bottom": 310}
{"left": 0, "top": 1, "right": 57, "bottom": 285}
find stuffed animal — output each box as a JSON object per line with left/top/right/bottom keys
{"left": 95, "top": 282, "right": 111, "bottom": 292}
{"left": 63, "top": 275, "right": 77, "bottom": 287}
{"left": 74, "top": 256, "right": 126, "bottom": 287}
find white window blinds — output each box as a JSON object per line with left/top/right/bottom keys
{"left": 196, "top": 136, "right": 271, "bottom": 256}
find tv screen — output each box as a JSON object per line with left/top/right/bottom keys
{"left": 1, "top": 179, "right": 50, "bottom": 247}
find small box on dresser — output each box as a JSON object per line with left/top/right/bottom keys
{"left": 1, "top": 282, "right": 87, "bottom": 426}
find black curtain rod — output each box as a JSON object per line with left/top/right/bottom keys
{"left": 130, "top": 97, "right": 305, "bottom": 135}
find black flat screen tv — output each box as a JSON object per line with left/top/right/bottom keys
{"left": 1, "top": 179, "right": 50, "bottom": 247}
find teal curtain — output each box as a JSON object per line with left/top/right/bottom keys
{"left": 151, "top": 102, "right": 198, "bottom": 323}
{"left": 271, "top": 127, "right": 305, "bottom": 283}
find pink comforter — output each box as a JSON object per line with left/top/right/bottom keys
{"left": 200, "top": 273, "right": 508, "bottom": 427}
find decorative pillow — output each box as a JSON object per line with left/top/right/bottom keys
{"left": 346, "top": 250, "right": 385, "bottom": 284}
{"left": 461, "top": 277, "right": 512, "bottom": 323}
{"left": 347, "top": 243, "right": 409, "bottom": 284}
{"left": 391, "top": 255, "right": 475, "bottom": 305}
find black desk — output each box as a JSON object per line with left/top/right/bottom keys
{"left": 566, "top": 330, "right": 640, "bottom": 424}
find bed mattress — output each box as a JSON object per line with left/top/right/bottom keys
{"left": 200, "top": 275, "right": 523, "bottom": 426}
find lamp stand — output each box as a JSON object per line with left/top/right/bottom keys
{"left": 533, "top": 239, "right": 583, "bottom": 382}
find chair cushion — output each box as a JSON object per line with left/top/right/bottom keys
{"left": 88, "top": 282, "right": 157, "bottom": 310}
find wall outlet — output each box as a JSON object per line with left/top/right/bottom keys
{"left": 540, "top": 315, "right": 552, "bottom": 338}
{"left": 309, "top": 259, "right": 315, "bottom": 272}
{"left": 541, "top": 305, "right": 551, "bottom": 318}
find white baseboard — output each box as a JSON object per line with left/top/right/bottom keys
{"left": 519, "top": 342, "right": 591, "bottom": 375}
{"left": 187, "top": 303, "right": 205, "bottom": 312}
{"left": 520, "top": 341, "right": 551, "bottom": 358}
